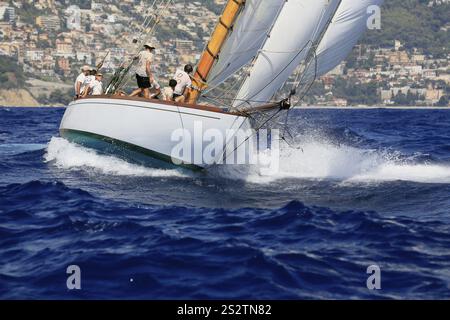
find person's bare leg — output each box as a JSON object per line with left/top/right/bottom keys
{"left": 143, "top": 88, "right": 150, "bottom": 99}
{"left": 130, "top": 88, "right": 143, "bottom": 97}
{"left": 175, "top": 95, "right": 185, "bottom": 103}
{"left": 150, "top": 88, "right": 161, "bottom": 99}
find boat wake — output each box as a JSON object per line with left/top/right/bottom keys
{"left": 232, "top": 138, "right": 450, "bottom": 184}
{"left": 44, "top": 137, "right": 189, "bottom": 178}
{"left": 45, "top": 136, "right": 450, "bottom": 185}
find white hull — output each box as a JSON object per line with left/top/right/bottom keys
{"left": 59, "top": 97, "right": 253, "bottom": 169}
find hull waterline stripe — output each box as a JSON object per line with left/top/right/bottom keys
{"left": 59, "top": 128, "right": 203, "bottom": 171}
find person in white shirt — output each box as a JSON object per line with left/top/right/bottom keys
{"left": 74, "top": 65, "right": 91, "bottom": 99}
{"left": 173, "top": 64, "right": 193, "bottom": 103}
{"left": 84, "top": 72, "right": 104, "bottom": 96}
{"left": 161, "top": 79, "right": 178, "bottom": 101}
{"left": 130, "top": 43, "right": 155, "bottom": 99}
{"left": 81, "top": 68, "right": 97, "bottom": 96}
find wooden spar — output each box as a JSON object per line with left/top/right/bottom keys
{"left": 188, "top": 0, "right": 245, "bottom": 104}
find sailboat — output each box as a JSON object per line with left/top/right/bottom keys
{"left": 59, "top": 0, "right": 383, "bottom": 170}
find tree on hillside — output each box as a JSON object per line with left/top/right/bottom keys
{"left": 0, "top": 56, "right": 25, "bottom": 89}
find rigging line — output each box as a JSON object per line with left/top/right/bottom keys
{"left": 232, "top": 40, "right": 313, "bottom": 109}
{"left": 214, "top": 106, "right": 281, "bottom": 165}
{"left": 289, "top": 0, "right": 342, "bottom": 106}
{"left": 293, "top": 67, "right": 317, "bottom": 106}
{"left": 176, "top": 104, "right": 185, "bottom": 133}
{"left": 115, "top": 0, "right": 173, "bottom": 93}
{"left": 201, "top": 95, "right": 278, "bottom": 104}
{"left": 212, "top": 73, "right": 244, "bottom": 97}
{"left": 279, "top": 107, "right": 303, "bottom": 151}
{"left": 193, "top": 0, "right": 246, "bottom": 94}
{"left": 280, "top": 135, "right": 304, "bottom": 152}
{"left": 202, "top": 71, "right": 247, "bottom": 105}
{"left": 228, "top": 3, "right": 289, "bottom": 103}
{"left": 215, "top": 115, "right": 249, "bottom": 165}
{"left": 200, "top": 95, "right": 229, "bottom": 109}
{"left": 233, "top": 1, "right": 343, "bottom": 110}
{"left": 140, "top": 1, "right": 157, "bottom": 29}
{"left": 225, "top": 109, "right": 284, "bottom": 162}
{"left": 133, "top": 0, "right": 160, "bottom": 45}
{"left": 278, "top": 4, "right": 343, "bottom": 150}
{"left": 204, "top": 59, "right": 255, "bottom": 94}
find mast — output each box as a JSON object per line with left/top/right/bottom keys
{"left": 188, "top": 0, "right": 245, "bottom": 104}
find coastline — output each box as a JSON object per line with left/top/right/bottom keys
{"left": 294, "top": 105, "right": 450, "bottom": 110}
{"left": 1, "top": 105, "right": 448, "bottom": 109}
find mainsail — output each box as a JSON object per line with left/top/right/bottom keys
{"left": 231, "top": 0, "right": 342, "bottom": 109}
{"left": 206, "top": 0, "right": 285, "bottom": 90}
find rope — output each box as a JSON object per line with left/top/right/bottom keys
{"left": 106, "top": 0, "right": 173, "bottom": 94}
{"left": 224, "top": 108, "right": 284, "bottom": 163}
{"left": 116, "top": 0, "right": 173, "bottom": 92}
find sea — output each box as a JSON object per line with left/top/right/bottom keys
{"left": 0, "top": 107, "right": 449, "bottom": 299}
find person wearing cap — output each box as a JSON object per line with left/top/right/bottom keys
{"left": 74, "top": 65, "right": 91, "bottom": 99}
{"left": 83, "top": 72, "right": 104, "bottom": 97}
{"left": 130, "top": 43, "right": 155, "bottom": 99}
{"left": 172, "top": 64, "right": 193, "bottom": 103}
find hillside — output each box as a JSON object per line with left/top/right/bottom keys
{"left": 0, "top": 56, "right": 25, "bottom": 90}
{"left": 362, "top": 0, "right": 450, "bottom": 57}
{"left": 1, "top": 0, "right": 448, "bottom": 106}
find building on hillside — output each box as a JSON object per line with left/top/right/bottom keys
{"left": 66, "top": 5, "right": 82, "bottom": 31}
{"left": 332, "top": 98, "right": 348, "bottom": 107}
{"left": 36, "top": 15, "right": 61, "bottom": 31}
{"left": 0, "top": 6, "right": 15, "bottom": 23}
{"left": 56, "top": 38, "right": 73, "bottom": 54}
{"left": 56, "top": 57, "right": 71, "bottom": 76}
{"left": 425, "top": 88, "right": 444, "bottom": 104}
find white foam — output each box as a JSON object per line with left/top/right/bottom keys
{"left": 44, "top": 137, "right": 188, "bottom": 178}
{"left": 217, "top": 138, "right": 450, "bottom": 184}
{"left": 44, "top": 136, "right": 450, "bottom": 184}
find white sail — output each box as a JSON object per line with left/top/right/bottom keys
{"left": 233, "top": 0, "right": 342, "bottom": 109}
{"left": 313, "top": 0, "right": 384, "bottom": 78}
{"left": 206, "top": 0, "right": 285, "bottom": 90}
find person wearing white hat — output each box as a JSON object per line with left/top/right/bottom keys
{"left": 130, "top": 43, "right": 155, "bottom": 99}
{"left": 74, "top": 65, "right": 91, "bottom": 99}
{"left": 83, "top": 72, "right": 104, "bottom": 97}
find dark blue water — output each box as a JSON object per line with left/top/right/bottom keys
{"left": 1, "top": 107, "right": 450, "bottom": 299}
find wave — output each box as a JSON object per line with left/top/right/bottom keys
{"left": 218, "top": 137, "right": 450, "bottom": 184}
{"left": 0, "top": 143, "right": 47, "bottom": 156}
{"left": 44, "top": 136, "right": 450, "bottom": 184}
{"left": 281, "top": 140, "right": 450, "bottom": 184}
{"left": 1, "top": 188, "right": 449, "bottom": 299}
{"left": 44, "top": 137, "right": 189, "bottom": 178}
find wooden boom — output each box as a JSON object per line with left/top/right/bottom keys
{"left": 188, "top": 0, "right": 245, "bottom": 104}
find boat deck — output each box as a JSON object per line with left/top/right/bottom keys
{"left": 78, "top": 95, "right": 240, "bottom": 116}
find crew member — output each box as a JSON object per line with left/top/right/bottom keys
{"left": 130, "top": 43, "right": 155, "bottom": 99}
{"left": 81, "top": 67, "right": 97, "bottom": 96}
{"left": 84, "top": 72, "right": 104, "bottom": 96}
{"left": 173, "top": 64, "right": 193, "bottom": 103}
{"left": 161, "top": 79, "right": 178, "bottom": 101}
{"left": 74, "top": 65, "right": 91, "bottom": 99}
